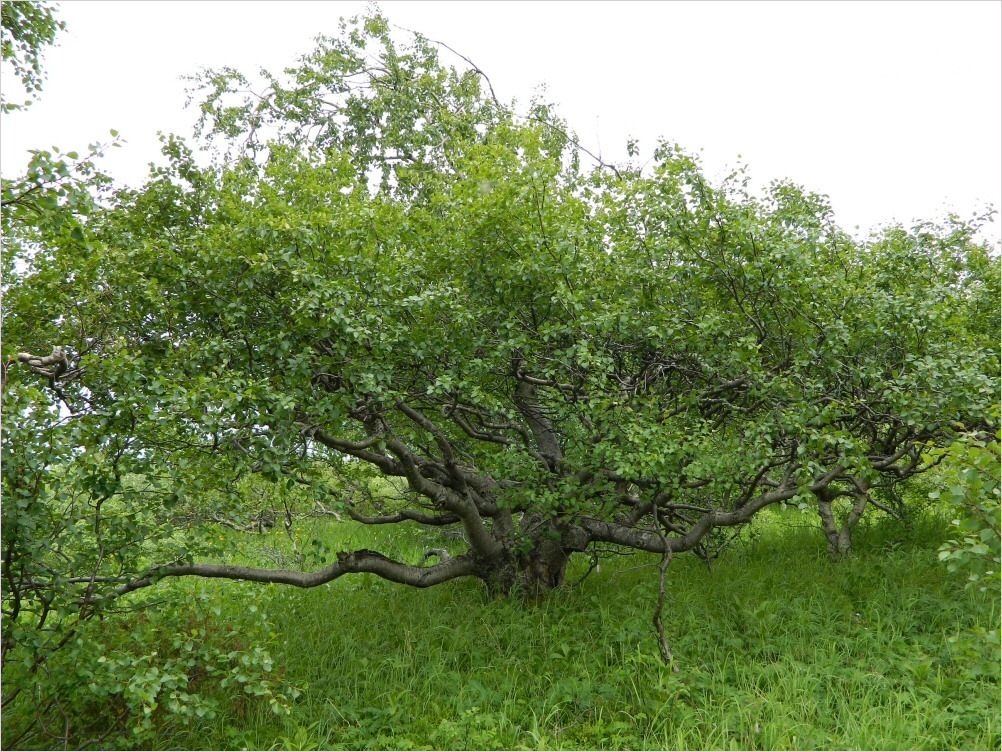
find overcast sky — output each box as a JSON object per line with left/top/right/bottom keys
{"left": 2, "top": 1, "right": 999, "bottom": 241}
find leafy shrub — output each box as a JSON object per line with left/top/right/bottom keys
{"left": 932, "top": 425, "right": 1001, "bottom": 679}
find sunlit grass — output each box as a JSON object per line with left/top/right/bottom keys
{"left": 122, "top": 509, "right": 1002, "bottom": 750}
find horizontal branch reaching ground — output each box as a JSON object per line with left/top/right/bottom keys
{"left": 97, "top": 548, "right": 479, "bottom": 602}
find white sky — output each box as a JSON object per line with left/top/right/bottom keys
{"left": 2, "top": 1, "right": 1000, "bottom": 242}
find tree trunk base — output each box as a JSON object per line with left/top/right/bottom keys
{"left": 826, "top": 538, "right": 853, "bottom": 558}
{"left": 477, "top": 541, "right": 570, "bottom": 599}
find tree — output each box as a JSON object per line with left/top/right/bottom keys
{"left": 3, "top": 11, "right": 998, "bottom": 620}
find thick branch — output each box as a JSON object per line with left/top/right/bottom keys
{"left": 583, "top": 467, "right": 842, "bottom": 553}
{"left": 15, "top": 347, "right": 68, "bottom": 383}
{"left": 344, "top": 505, "right": 461, "bottom": 526}
{"left": 101, "top": 549, "right": 479, "bottom": 600}
{"left": 382, "top": 437, "right": 503, "bottom": 557}
{"left": 394, "top": 397, "right": 468, "bottom": 492}
{"left": 451, "top": 410, "right": 512, "bottom": 446}
{"left": 307, "top": 426, "right": 403, "bottom": 474}
{"left": 513, "top": 379, "right": 563, "bottom": 468}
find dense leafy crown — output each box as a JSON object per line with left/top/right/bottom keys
{"left": 3, "top": 13, "right": 999, "bottom": 604}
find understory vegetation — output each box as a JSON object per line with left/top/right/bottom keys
{"left": 3, "top": 508, "right": 998, "bottom": 751}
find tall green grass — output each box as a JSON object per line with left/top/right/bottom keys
{"left": 127, "top": 510, "right": 999, "bottom": 751}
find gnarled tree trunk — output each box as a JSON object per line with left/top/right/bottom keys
{"left": 477, "top": 542, "right": 570, "bottom": 598}
{"left": 476, "top": 515, "right": 576, "bottom": 598}
{"left": 816, "top": 487, "right": 869, "bottom": 557}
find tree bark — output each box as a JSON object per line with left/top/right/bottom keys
{"left": 518, "top": 537, "right": 569, "bottom": 594}
{"left": 476, "top": 516, "right": 574, "bottom": 598}
{"left": 477, "top": 541, "right": 571, "bottom": 598}
{"left": 95, "top": 548, "right": 480, "bottom": 602}
{"left": 816, "top": 488, "right": 869, "bottom": 557}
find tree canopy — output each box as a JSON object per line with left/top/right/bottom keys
{"left": 2, "top": 10, "right": 999, "bottom": 662}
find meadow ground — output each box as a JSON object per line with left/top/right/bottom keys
{"left": 119, "top": 509, "right": 1002, "bottom": 751}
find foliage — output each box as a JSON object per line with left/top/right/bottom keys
{"left": 1, "top": 581, "right": 297, "bottom": 749}
{"left": 1, "top": 0, "right": 64, "bottom": 111}
{"left": 1, "top": 9, "right": 999, "bottom": 745}
{"left": 932, "top": 423, "right": 1001, "bottom": 679}
{"left": 6, "top": 10, "right": 997, "bottom": 584}
{"left": 934, "top": 428, "right": 1001, "bottom": 591}
{"left": 0, "top": 4, "right": 289, "bottom": 744}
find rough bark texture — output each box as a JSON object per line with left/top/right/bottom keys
{"left": 517, "top": 538, "right": 570, "bottom": 595}
{"left": 816, "top": 488, "right": 870, "bottom": 557}
{"left": 474, "top": 524, "right": 573, "bottom": 598}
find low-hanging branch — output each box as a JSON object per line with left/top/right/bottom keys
{"left": 96, "top": 548, "right": 481, "bottom": 603}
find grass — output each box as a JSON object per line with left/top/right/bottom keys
{"left": 129, "top": 510, "right": 1000, "bottom": 751}
{"left": 5, "top": 510, "right": 996, "bottom": 750}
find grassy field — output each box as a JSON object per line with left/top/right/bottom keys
{"left": 105, "top": 510, "right": 999, "bottom": 751}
